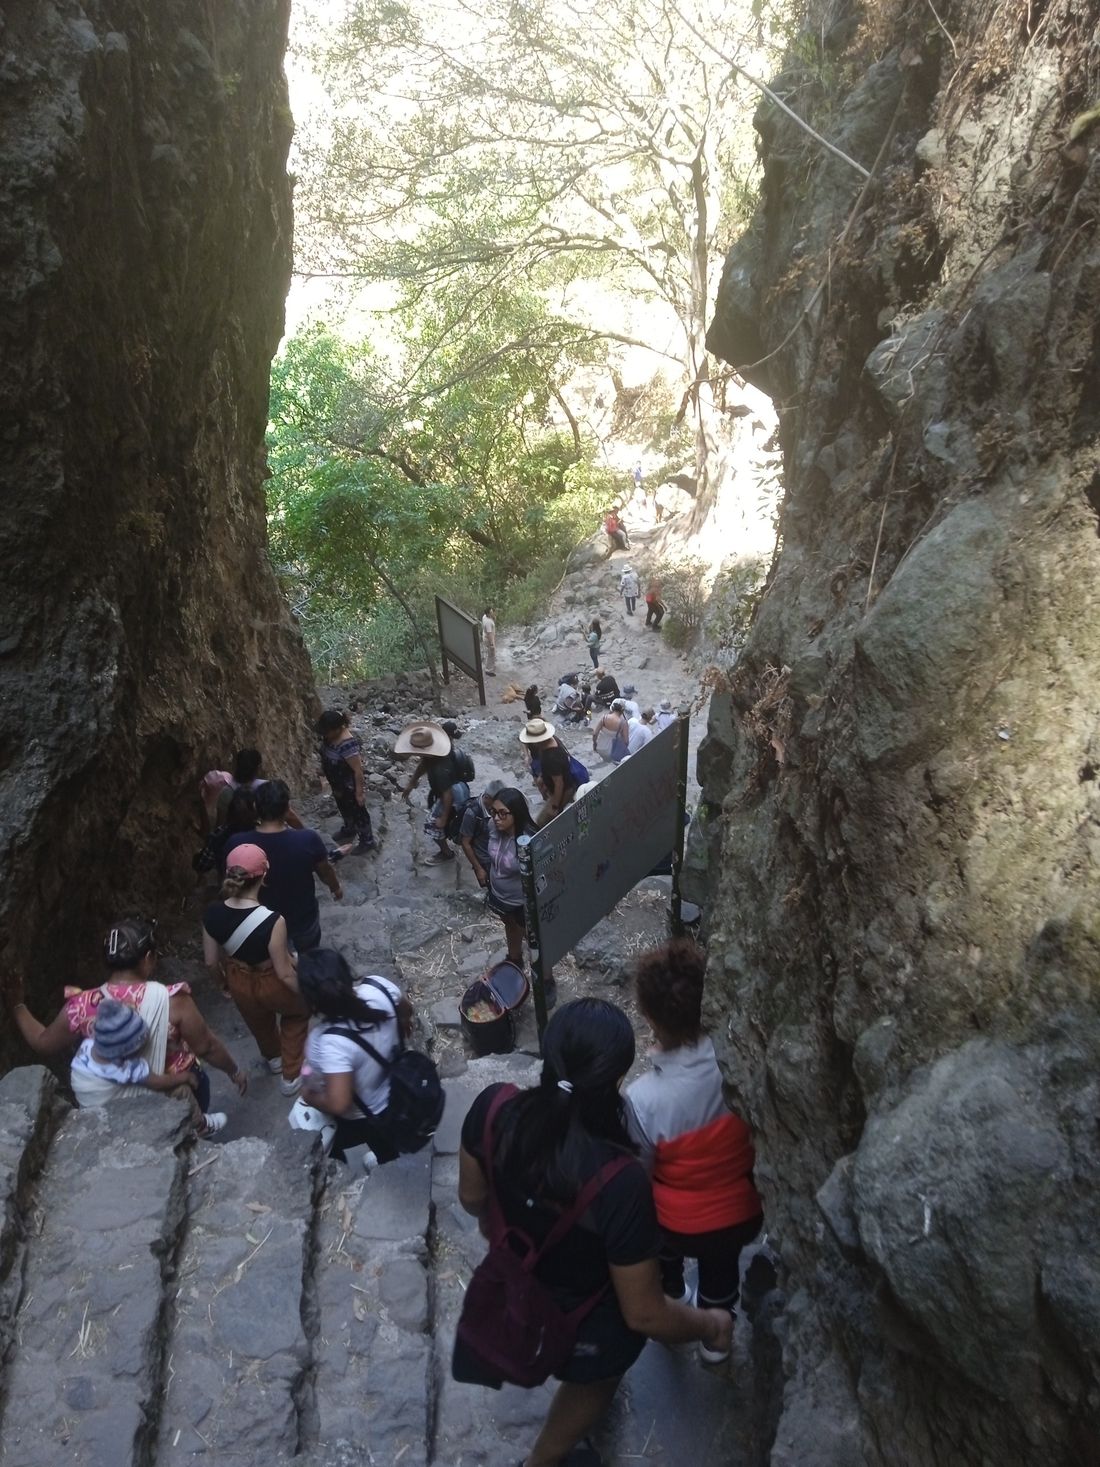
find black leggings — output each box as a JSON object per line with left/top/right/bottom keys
{"left": 659, "top": 1213, "right": 764, "bottom": 1310}
{"left": 335, "top": 790, "right": 374, "bottom": 845}
{"left": 330, "top": 1107, "right": 399, "bottom": 1164}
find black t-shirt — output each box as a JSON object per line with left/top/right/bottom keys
{"left": 202, "top": 902, "right": 280, "bottom": 964}
{"left": 538, "top": 742, "right": 573, "bottom": 789}
{"left": 427, "top": 753, "right": 464, "bottom": 797}
{"left": 596, "top": 675, "right": 619, "bottom": 699}
{"left": 461, "top": 1084, "right": 659, "bottom": 1307}
{"left": 224, "top": 828, "right": 327, "bottom": 932}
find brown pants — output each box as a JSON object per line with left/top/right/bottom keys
{"left": 225, "top": 960, "right": 309, "bottom": 1080}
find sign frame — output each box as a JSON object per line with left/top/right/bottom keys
{"left": 434, "top": 595, "right": 486, "bottom": 706}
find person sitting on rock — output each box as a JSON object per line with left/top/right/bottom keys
{"left": 484, "top": 787, "right": 537, "bottom": 965}
{"left": 225, "top": 781, "right": 344, "bottom": 952}
{"left": 460, "top": 780, "right": 506, "bottom": 890}
{"left": 524, "top": 685, "right": 542, "bottom": 718}
{"left": 453, "top": 999, "right": 731, "bottom": 1460}
{"left": 603, "top": 509, "right": 629, "bottom": 551}
{"left": 70, "top": 998, "right": 208, "bottom": 1116}
{"left": 10, "top": 918, "right": 244, "bottom": 1137}
{"left": 397, "top": 721, "right": 473, "bottom": 866}
{"left": 202, "top": 842, "right": 310, "bottom": 1097}
{"left": 296, "top": 949, "right": 416, "bottom": 1167}
{"left": 625, "top": 940, "right": 763, "bottom": 1367}
{"left": 317, "top": 710, "right": 376, "bottom": 855}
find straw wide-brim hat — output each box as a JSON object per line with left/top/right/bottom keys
{"left": 394, "top": 721, "right": 452, "bottom": 757}
{"left": 519, "top": 718, "right": 556, "bottom": 744}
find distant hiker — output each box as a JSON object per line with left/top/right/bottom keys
{"left": 460, "top": 780, "right": 506, "bottom": 889}
{"left": 593, "top": 668, "right": 620, "bottom": 708}
{"left": 586, "top": 617, "right": 603, "bottom": 670}
{"left": 633, "top": 462, "right": 643, "bottom": 491}
{"left": 644, "top": 585, "right": 665, "bottom": 630}
{"left": 225, "top": 781, "right": 344, "bottom": 952}
{"left": 625, "top": 940, "right": 763, "bottom": 1366}
{"left": 520, "top": 718, "right": 586, "bottom": 826}
{"left": 10, "top": 918, "right": 244, "bottom": 1137}
{"left": 215, "top": 748, "right": 304, "bottom": 829}
{"left": 202, "top": 842, "right": 309, "bottom": 1096}
{"left": 481, "top": 607, "right": 497, "bottom": 677}
{"left": 317, "top": 709, "right": 376, "bottom": 855}
{"left": 453, "top": 999, "right": 731, "bottom": 1457}
{"left": 627, "top": 707, "right": 657, "bottom": 756}
{"left": 192, "top": 784, "right": 258, "bottom": 879}
{"left": 553, "top": 673, "right": 584, "bottom": 722}
{"left": 591, "top": 699, "right": 631, "bottom": 764}
{"left": 620, "top": 684, "right": 641, "bottom": 721}
{"left": 484, "top": 786, "right": 536, "bottom": 964}
{"left": 524, "top": 684, "right": 542, "bottom": 718}
{"left": 296, "top": 949, "right": 418, "bottom": 1166}
{"left": 619, "top": 564, "right": 640, "bottom": 615}
{"left": 604, "top": 510, "right": 629, "bottom": 551}
{"left": 397, "top": 721, "right": 473, "bottom": 865}
{"left": 656, "top": 698, "right": 676, "bottom": 732}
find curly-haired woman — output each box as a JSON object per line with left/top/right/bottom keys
{"left": 624, "top": 939, "right": 763, "bottom": 1366}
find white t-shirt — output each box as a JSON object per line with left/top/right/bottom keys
{"left": 620, "top": 698, "right": 640, "bottom": 720}
{"left": 627, "top": 720, "right": 654, "bottom": 755}
{"left": 656, "top": 708, "right": 676, "bottom": 732}
{"left": 481, "top": 613, "right": 496, "bottom": 644}
{"left": 305, "top": 977, "right": 402, "bottom": 1120}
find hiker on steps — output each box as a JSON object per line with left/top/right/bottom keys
{"left": 397, "top": 720, "right": 474, "bottom": 866}
{"left": 317, "top": 709, "right": 376, "bottom": 855}
{"left": 625, "top": 941, "right": 764, "bottom": 1368}
{"left": 459, "top": 780, "right": 507, "bottom": 889}
{"left": 225, "top": 781, "right": 343, "bottom": 953}
{"left": 202, "top": 842, "right": 310, "bottom": 1097}
{"left": 9, "top": 917, "right": 245, "bottom": 1138}
{"left": 484, "top": 787, "right": 537, "bottom": 965}
{"left": 453, "top": 999, "right": 731, "bottom": 1467}
{"left": 70, "top": 998, "right": 210, "bottom": 1122}
{"left": 618, "top": 565, "right": 640, "bottom": 615}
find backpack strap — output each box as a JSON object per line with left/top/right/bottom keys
{"left": 221, "top": 905, "right": 274, "bottom": 957}
{"left": 324, "top": 1025, "right": 397, "bottom": 1118}
{"left": 480, "top": 1084, "right": 520, "bottom": 1241}
{"left": 538, "top": 1156, "right": 633, "bottom": 1257}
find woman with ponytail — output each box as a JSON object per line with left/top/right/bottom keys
{"left": 454, "top": 999, "right": 731, "bottom": 1467}
{"left": 296, "top": 949, "right": 415, "bottom": 1165}
{"left": 202, "top": 843, "right": 309, "bottom": 1094}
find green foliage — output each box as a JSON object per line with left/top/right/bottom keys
{"left": 639, "top": 553, "right": 768, "bottom": 650}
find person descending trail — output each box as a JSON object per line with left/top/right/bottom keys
{"left": 202, "top": 842, "right": 310, "bottom": 1096}
{"left": 70, "top": 999, "right": 207, "bottom": 1118}
{"left": 459, "top": 780, "right": 506, "bottom": 890}
{"left": 317, "top": 709, "right": 376, "bottom": 855}
{"left": 454, "top": 999, "right": 731, "bottom": 1467}
{"left": 619, "top": 565, "right": 640, "bottom": 616}
{"left": 484, "top": 786, "right": 536, "bottom": 966}
{"left": 627, "top": 708, "right": 657, "bottom": 756}
{"left": 591, "top": 700, "right": 631, "bottom": 765}
{"left": 481, "top": 607, "right": 497, "bottom": 677}
{"left": 10, "top": 918, "right": 243, "bottom": 1137}
{"left": 625, "top": 940, "right": 763, "bottom": 1366}
{"left": 397, "top": 721, "right": 473, "bottom": 865}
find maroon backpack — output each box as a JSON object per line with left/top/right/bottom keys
{"left": 454, "top": 1085, "right": 631, "bottom": 1387}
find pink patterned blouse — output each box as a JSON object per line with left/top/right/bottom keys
{"left": 62, "top": 981, "right": 196, "bottom": 1075}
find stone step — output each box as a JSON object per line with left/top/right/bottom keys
{"left": 157, "top": 1131, "right": 321, "bottom": 1466}
{"left": 0, "top": 1092, "right": 191, "bottom": 1467}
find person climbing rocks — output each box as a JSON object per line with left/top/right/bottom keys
{"left": 202, "top": 842, "right": 310, "bottom": 1097}
{"left": 317, "top": 709, "right": 376, "bottom": 855}
{"left": 481, "top": 607, "right": 497, "bottom": 677}
{"left": 484, "top": 786, "right": 536, "bottom": 964}
{"left": 619, "top": 565, "right": 640, "bottom": 615}
{"left": 10, "top": 917, "right": 244, "bottom": 1137}
{"left": 460, "top": 780, "right": 506, "bottom": 889}
{"left": 644, "top": 584, "right": 665, "bottom": 630}
{"left": 453, "top": 999, "right": 731, "bottom": 1463}
{"left": 585, "top": 617, "right": 603, "bottom": 670}
{"left": 519, "top": 718, "right": 585, "bottom": 826}
{"left": 625, "top": 940, "right": 763, "bottom": 1367}
{"left": 225, "top": 781, "right": 343, "bottom": 952}
{"left": 397, "top": 721, "right": 473, "bottom": 865}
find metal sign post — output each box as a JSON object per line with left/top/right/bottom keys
{"left": 669, "top": 705, "right": 691, "bottom": 936}
{"left": 518, "top": 833, "right": 552, "bottom": 1048}
{"left": 434, "top": 596, "right": 487, "bottom": 706}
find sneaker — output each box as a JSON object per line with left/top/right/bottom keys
{"left": 198, "top": 1112, "right": 228, "bottom": 1139}
{"left": 280, "top": 1075, "right": 303, "bottom": 1097}
{"left": 348, "top": 839, "right": 377, "bottom": 856}
{"left": 333, "top": 826, "right": 354, "bottom": 842}
{"left": 266, "top": 1057, "right": 283, "bottom": 1075}
{"left": 362, "top": 1148, "right": 379, "bottom": 1174}
{"left": 423, "top": 850, "right": 455, "bottom": 865}
{"left": 699, "top": 1340, "right": 731, "bottom": 1365}
{"left": 667, "top": 1284, "right": 694, "bottom": 1306}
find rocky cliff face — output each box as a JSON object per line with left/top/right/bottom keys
{"left": 0, "top": 0, "right": 314, "bottom": 1022}
{"left": 704, "top": 0, "right": 1100, "bottom": 1459}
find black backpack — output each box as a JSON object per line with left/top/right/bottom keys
{"left": 453, "top": 746, "right": 475, "bottom": 783}
{"left": 326, "top": 981, "right": 444, "bottom": 1154}
{"left": 453, "top": 1085, "right": 630, "bottom": 1386}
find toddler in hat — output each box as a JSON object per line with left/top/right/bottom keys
{"left": 71, "top": 999, "right": 215, "bottom": 1121}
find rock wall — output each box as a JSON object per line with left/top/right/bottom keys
{"left": 704, "top": 0, "right": 1100, "bottom": 1460}
{"left": 0, "top": 0, "right": 314, "bottom": 1026}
